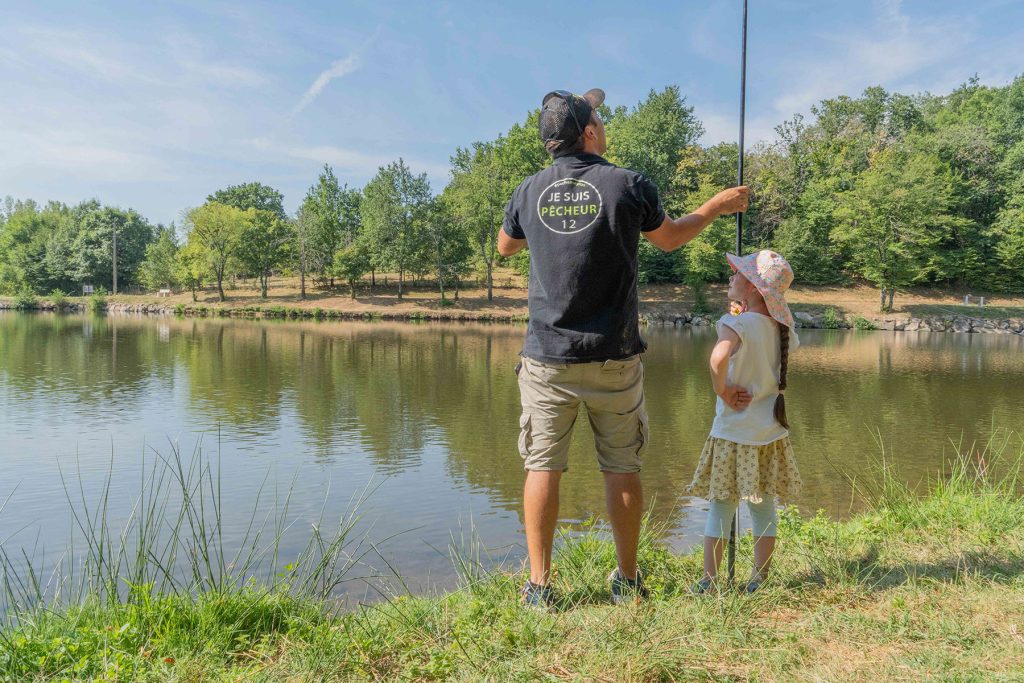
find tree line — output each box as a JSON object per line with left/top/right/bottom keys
{"left": 2, "top": 75, "right": 1023, "bottom": 311}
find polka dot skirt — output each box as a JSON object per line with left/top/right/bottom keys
{"left": 686, "top": 436, "right": 802, "bottom": 503}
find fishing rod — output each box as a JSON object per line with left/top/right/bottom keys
{"left": 727, "top": 0, "right": 748, "bottom": 587}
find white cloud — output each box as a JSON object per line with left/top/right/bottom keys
{"left": 291, "top": 54, "right": 362, "bottom": 116}
{"left": 290, "top": 27, "right": 382, "bottom": 117}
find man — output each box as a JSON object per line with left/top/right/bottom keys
{"left": 499, "top": 88, "right": 749, "bottom": 610}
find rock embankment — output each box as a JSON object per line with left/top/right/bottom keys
{"left": 639, "top": 309, "right": 1024, "bottom": 335}
{"left": 4, "top": 300, "right": 1023, "bottom": 334}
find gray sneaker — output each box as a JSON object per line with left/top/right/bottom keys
{"left": 609, "top": 568, "right": 649, "bottom": 604}
{"left": 520, "top": 581, "right": 556, "bottom": 612}
{"left": 688, "top": 577, "right": 717, "bottom": 595}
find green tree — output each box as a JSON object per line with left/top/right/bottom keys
{"left": 332, "top": 243, "right": 370, "bottom": 299}
{"left": 606, "top": 86, "right": 704, "bottom": 283}
{"left": 207, "top": 182, "right": 286, "bottom": 220}
{"left": 71, "top": 203, "right": 154, "bottom": 293}
{"left": 235, "top": 209, "right": 292, "bottom": 298}
{"left": 425, "top": 198, "right": 472, "bottom": 302}
{"left": 446, "top": 144, "right": 506, "bottom": 300}
{"left": 301, "top": 165, "right": 351, "bottom": 286}
{"left": 361, "top": 159, "right": 432, "bottom": 299}
{"left": 138, "top": 225, "right": 180, "bottom": 291}
{"left": 185, "top": 202, "right": 247, "bottom": 301}
{"left": 174, "top": 241, "right": 207, "bottom": 301}
{"left": 833, "top": 147, "right": 955, "bottom": 311}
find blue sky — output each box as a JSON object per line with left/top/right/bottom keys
{"left": 1, "top": 0, "right": 1021, "bottom": 227}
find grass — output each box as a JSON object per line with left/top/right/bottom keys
{"left": 2, "top": 432, "right": 1024, "bottom": 680}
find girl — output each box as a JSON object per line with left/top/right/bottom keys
{"left": 686, "top": 250, "right": 802, "bottom": 593}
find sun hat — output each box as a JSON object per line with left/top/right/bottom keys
{"left": 726, "top": 250, "right": 795, "bottom": 329}
{"left": 538, "top": 88, "right": 606, "bottom": 153}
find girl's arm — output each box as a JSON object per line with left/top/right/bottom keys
{"left": 710, "top": 326, "right": 752, "bottom": 411}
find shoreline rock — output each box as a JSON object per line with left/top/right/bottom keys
{"left": 3, "top": 299, "right": 1023, "bottom": 334}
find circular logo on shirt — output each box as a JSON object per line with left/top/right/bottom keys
{"left": 536, "top": 178, "right": 603, "bottom": 234}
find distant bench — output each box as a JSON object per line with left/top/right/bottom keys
{"left": 157, "top": 289, "right": 172, "bottom": 298}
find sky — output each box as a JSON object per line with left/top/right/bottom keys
{"left": 1, "top": 0, "right": 1022, "bottom": 227}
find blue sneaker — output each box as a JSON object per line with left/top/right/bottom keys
{"left": 521, "top": 581, "right": 556, "bottom": 612}
{"left": 609, "top": 568, "right": 649, "bottom": 604}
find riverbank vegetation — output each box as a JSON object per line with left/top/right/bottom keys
{"left": 3, "top": 76, "right": 1024, "bottom": 312}
{"left": 2, "top": 432, "right": 1022, "bottom": 680}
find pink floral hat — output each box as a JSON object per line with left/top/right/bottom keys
{"left": 726, "top": 250, "right": 795, "bottom": 329}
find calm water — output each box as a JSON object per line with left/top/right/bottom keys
{"left": 1, "top": 312, "right": 1022, "bottom": 599}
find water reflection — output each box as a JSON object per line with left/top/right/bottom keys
{"left": 1, "top": 311, "right": 1022, "bottom": 594}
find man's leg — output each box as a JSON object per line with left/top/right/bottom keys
{"left": 524, "top": 470, "right": 562, "bottom": 585}
{"left": 585, "top": 356, "right": 647, "bottom": 581}
{"left": 604, "top": 471, "right": 643, "bottom": 580}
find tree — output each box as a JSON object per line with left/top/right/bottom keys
{"left": 446, "top": 144, "right": 506, "bottom": 301}
{"left": 185, "top": 202, "right": 247, "bottom": 301}
{"left": 425, "top": 198, "right": 472, "bottom": 301}
{"left": 605, "top": 86, "right": 705, "bottom": 284}
{"left": 138, "top": 225, "right": 180, "bottom": 291}
{"left": 361, "top": 159, "right": 432, "bottom": 299}
{"left": 293, "top": 207, "right": 314, "bottom": 299}
{"left": 235, "top": 209, "right": 292, "bottom": 298}
{"left": 208, "top": 182, "right": 286, "bottom": 220}
{"left": 332, "top": 243, "right": 370, "bottom": 299}
{"left": 834, "top": 147, "right": 955, "bottom": 311}
{"left": 71, "top": 203, "right": 154, "bottom": 293}
{"left": 0, "top": 200, "right": 60, "bottom": 294}
{"left": 174, "top": 242, "right": 207, "bottom": 301}
{"left": 302, "top": 165, "right": 356, "bottom": 286}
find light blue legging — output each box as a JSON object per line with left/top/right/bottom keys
{"left": 705, "top": 498, "right": 778, "bottom": 539}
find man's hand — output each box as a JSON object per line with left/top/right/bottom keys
{"left": 711, "top": 186, "right": 750, "bottom": 216}
{"left": 643, "top": 185, "right": 751, "bottom": 253}
{"left": 717, "top": 385, "right": 752, "bottom": 411}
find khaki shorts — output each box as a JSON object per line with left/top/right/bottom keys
{"left": 516, "top": 355, "right": 649, "bottom": 473}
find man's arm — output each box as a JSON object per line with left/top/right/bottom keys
{"left": 497, "top": 228, "right": 527, "bottom": 257}
{"left": 643, "top": 186, "right": 749, "bottom": 252}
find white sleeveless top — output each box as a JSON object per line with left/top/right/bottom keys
{"left": 709, "top": 312, "right": 799, "bottom": 446}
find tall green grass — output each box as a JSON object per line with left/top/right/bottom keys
{"left": 0, "top": 439, "right": 373, "bottom": 678}
{"left": 2, "top": 430, "right": 1023, "bottom": 680}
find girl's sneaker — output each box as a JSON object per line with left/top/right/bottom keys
{"left": 520, "top": 581, "right": 556, "bottom": 612}
{"left": 609, "top": 568, "right": 649, "bottom": 604}
{"left": 688, "top": 577, "right": 717, "bottom": 595}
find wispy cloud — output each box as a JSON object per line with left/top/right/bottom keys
{"left": 770, "top": 0, "right": 973, "bottom": 119}
{"left": 291, "top": 27, "right": 382, "bottom": 117}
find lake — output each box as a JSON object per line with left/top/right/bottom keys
{"left": 1, "top": 312, "right": 1021, "bottom": 600}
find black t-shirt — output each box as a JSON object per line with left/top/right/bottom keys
{"left": 503, "top": 153, "right": 666, "bottom": 363}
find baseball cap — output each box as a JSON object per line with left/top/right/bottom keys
{"left": 538, "top": 88, "right": 606, "bottom": 153}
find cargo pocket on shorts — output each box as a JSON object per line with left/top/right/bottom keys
{"left": 517, "top": 412, "right": 533, "bottom": 459}
{"left": 637, "top": 412, "right": 649, "bottom": 458}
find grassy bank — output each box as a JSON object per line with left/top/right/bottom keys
{"left": 5, "top": 272, "right": 1024, "bottom": 324}
{"left": 2, "top": 435, "right": 1024, "bottom": 681}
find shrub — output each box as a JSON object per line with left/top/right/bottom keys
{"left": 821, "top": 307, "right": 843, "bottom": 329}
{"left": 88, "top": 292, "right": 107, "bottom": 313}
{"left": 853, "top": 316, "right": 877, "bottom": 330}
{"left": 14, "top": 289, "right": 38, "bottom": 310}
{"left": 49, "top": 289, "right": 68, "bottom": 308}
{"left": 173, "top": 303, "right": 186, "bottom": 316}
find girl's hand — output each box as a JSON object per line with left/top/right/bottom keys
{"left": 718, "top": 385, "right": 752, "bottom": 411}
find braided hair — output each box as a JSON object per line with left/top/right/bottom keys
{"left": 774, "top": 322, "right": 790, "bottom": 429}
